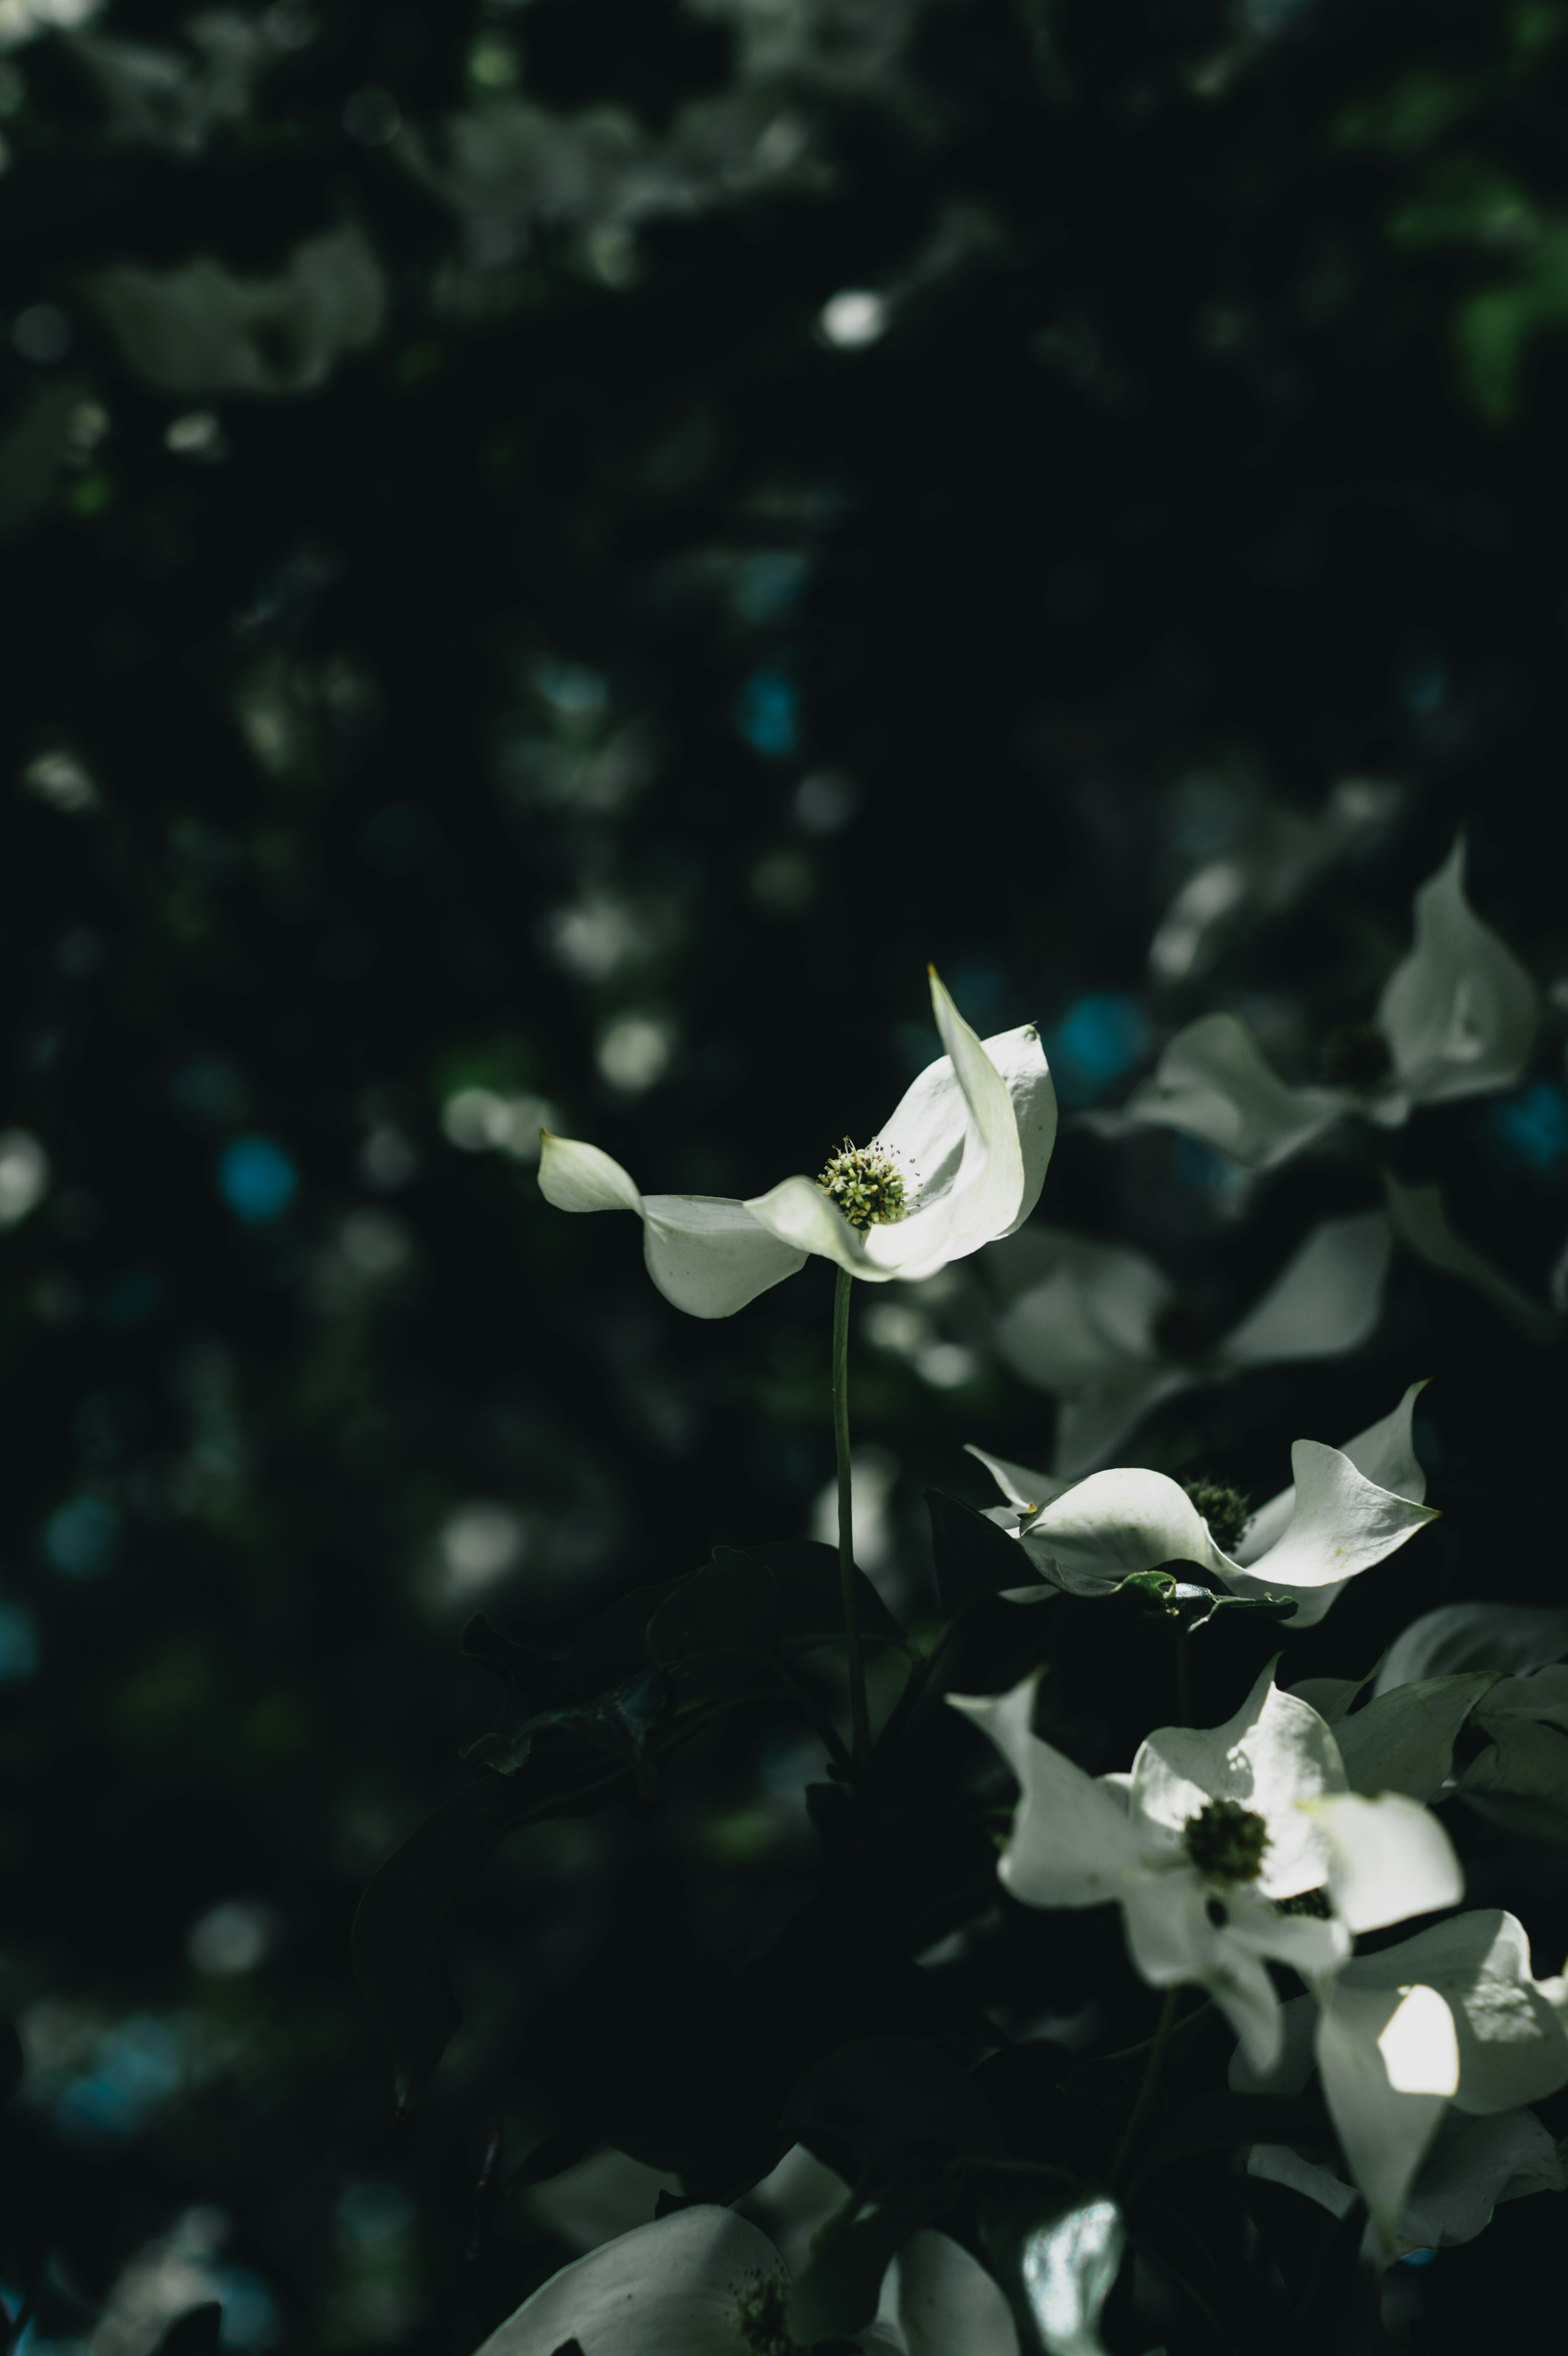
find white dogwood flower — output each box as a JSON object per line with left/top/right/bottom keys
{"left": 538, "top": 968, "right": 1056, "bottom": 1317}
{"left": 967, "top": 1381, "right": 1437, "bottom": 1629}
{"left": 466, "top": 2199, "right": 1019, "bottom": 2356}
{"left": 989, "top": 1209, "right": 1391, "bottom": 1475}
{"left": 1233, "top": 1908, "right": 1568, "bottom": 2253}
{"left": 950, "top": 1664, "right": 1460, "bottom": 2071}
{"left": 1120, "top": 837, "right": 1536, "bottom": 1170}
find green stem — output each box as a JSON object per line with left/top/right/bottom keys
{"left": 1109, "top": 1987, "right": 1179, "bottom": 2187}
{"left": 833, "top": 1265, "right": 871, "bottom": 1771}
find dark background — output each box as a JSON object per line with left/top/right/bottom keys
{"left": 2, "top": 2, "right": 1566, "bottom": 2351}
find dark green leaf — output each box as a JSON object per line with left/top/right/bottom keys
{"left": 927, "top": 1489, "right": 1033, "bottom": 1615}
{"left": 0, "top": 2019, "right": 22, "bottom": 2108}
{"left": 783, "top": 2037, "right": 1003, "bottom": 2180}
{"left": 151, "top": 2308, "right": 222, "bottom": 2356}
{"left": 353, "top": 1767, "right": 619, "bottom": 2111}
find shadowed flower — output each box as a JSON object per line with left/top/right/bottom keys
{"left": 1233, "top": 1908, "right": 1568, "bottom": 2255}
{"left": 989, "top": 1209, "right": 1391, "bottom": 1475}
{"left": 1118, "top": 838, "right": 1536, "bottom": 1169}
{"left": 967, "top": 1381, "right": 1437, "bottom": 1629}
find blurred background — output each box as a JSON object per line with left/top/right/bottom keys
{"left": 2, "top": 1, "right": 1568, "bottom": 2351}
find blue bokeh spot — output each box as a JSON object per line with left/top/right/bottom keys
{"left": 42, "top": 1495, "right": 118, "bottom": 1580}
{"left": 736, "top": 670, "right": 799, "bottom": 757}
{"left": 1481, "top": 1082, "right": 1568, "bottom": 1174}
{"left": 0, "top": 1603, "right": 40, "bottom": 1682}
{"left": 219, "top": 1136, "right": 298, "bottom": 1225}
{"left": 53, "top": 2015, "right": 185, "bottom": 2147}
{"left": 1047, "top": 993, "right": 1148, "bottom": 1105}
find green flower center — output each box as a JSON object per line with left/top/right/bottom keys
{"left": 1183, "top": 1479, "right": 1251, "bottom": 1556}
{"left": 1321, "top": 1020, "right": 1394, "bottom": 1091}
{"left": 816, "top": 1138, "right": 911, "bottom": 1229}
{"left": 1183, "top": 1796, "right": 1271, "bottom": 1883}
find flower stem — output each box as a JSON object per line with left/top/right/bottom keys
{"left": 833, "top": 1265, "right": 871, "bottom": 1771}
{"left": 1109, "top": 1987, "right": 1179, "bottom": 2187}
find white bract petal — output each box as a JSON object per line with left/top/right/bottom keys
{"left": 1315, "top": 1981, "right": 1456, "bottom": 2245}
{"left": 948, "top": 1679, "right": 1143, "bottom": 1905}
{"left": 1123, "top": 1011, "right": 1347, "bottom": 1169}
{"left": 1131, "top": 1666, "right": 1345, "bottom": 1896}
{"left": 469, "top": 2204, "right": 789, "bottom": 2356}
{"left": 992, "top": 1234, "right": 1170, "bottom": 1389}
{"left": 1398, "top": 2107, "right": 1566, "bottom": 2252}
{"left": 871, "top": 2230, "right": 1020, "bottom": 2356}
{"left": 1376, "top": 835, "right": 1537, "bottom": 1106}
{"left": 1383, "top": 1172, "right": 1559, "bottom": 1345}
{"left": 1119, "top": 1871, "right": 1298, "bottom": 2071}
{"left": 1301, "top": 1790, "right": 1463, "bottom": 1933}
{"left": 1339, "top": 1910, "right": 1568, "bottom": 2115}
{"left": 1249, "top": 2108, "right": 1566, "bottom": 2267}
{"left": 538, "top": 1135, "right": 808, "bottom": 1318}
{"left": 1216, "top": 1212, "right": 1391, "bottom": 1368}
{"left": 1232, "top": 1379, "right": 1428, "bottom": 1579}
{"left": 539, "top": 971, "right": 1053, "bottom": 1314}
{"left": 1019, "top": 1468, "right": 1220, "bottom": 1592}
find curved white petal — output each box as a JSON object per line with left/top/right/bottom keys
{"left": 1131, "top": 1666, "right": 1345, "bottom": 1897}
{"left": 1341, "top": 1910, "right": 1568, "bottom": 2116}
{"left": 876, "top": 2230, "right": 1020, "bottom": 2356}
{"left": 1231, "top": 1381, "right": 1428, "bottom": 1586}
{"left": 948, "top": 1678, "right": 1142, "bottom": 1906}
{"left": 1051, "top": 1367, "right": 1196, "bottom": 1481}
{"left": 1400, "top": 2107, "right": 1567, "bottom": 2253}
{"left": 639, "top": 1194, "right": 808, "bottom": 1318}
{"left": 1217, "top": 1213, "right": 1391, "bottom": 1368}
{"left": 1301, "top": 1790, "right": 1462, "bottom": 1934}
{"left": 1332, "top": 1673, "right": 1500, "bottom": 1805}
{"left": 964, "top": 1443, "right": 1074, "bottom": 1515}
{"left": 1123, "top": 1013, "right": 1347, "bottom": 1169}
{"left": 538, "top": 1131, "right": 643, "bottom": 1215}
{"left": 1230, "top": 1438, "right": 1437, "bottom": 1593}
{"left": 470, "top": 2204, "right": 788, "bottom": 2356}
{"left": 1315, "top": 1982, "right": 1455, "bottom": 2244}
{"left": 1375, "top": 1600, "right": 1568, "bottom": 1696}
{"left": 1016, "top": 1466, "right": 1218, "bottom": 1590}
{"left": 1384, "top": 1172, "right": 1559, "bottom": 1345}
{"left": 993, "top": 1240, "right": 1170, "bottom": 1393}
{"left": 1120, "top": 1870, "right": 1284, "bottom": 2070}
{"left": 1376, "top": 835, "right": 1537, "bottom": 1106}
{"left": 745, "top": 978, "right": 1043, "bottom": 1285}
{"left": 990, "top": 1026, "right": 1058, "bottom": 1238}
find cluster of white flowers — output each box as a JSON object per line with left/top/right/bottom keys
{"left": 521, "top": 905, "right": 1568, "bottom": 2348}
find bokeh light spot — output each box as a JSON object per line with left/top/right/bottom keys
{"left": 218, "top": 1137, "right": 298, "bottom": 1224}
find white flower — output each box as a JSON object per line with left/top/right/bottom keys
{"left": 1233, "top": 1908, "right": 1568, "bottom": 2253}
{"left": 1120, "top": 837, "right": 1537, "bottom": 1170}
{"left": 967, "top": 1381, "right": 1437, "bottom": 1629}
{"left": 949, "top": 1664, "right": 1460, "bottom": 2071}
{"left": 538, "top": 968, "right": 1056, "bottom": 1318}
{"left": 466, "top": 2198, "right": 1019, "bottom": 2356}
{"left": 989, "top": 1210, "right": 1391, "bottom": 1475}
{"left": 1248, "top": 2108, "right": 1567, "bottom": 2268}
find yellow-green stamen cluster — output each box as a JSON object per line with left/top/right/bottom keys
{"left": 817, "top": 1137, "right": 910, "bottom": 1230}
{"left": 1183, "top": 1796, "right": 1271, "bottom": 1883}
